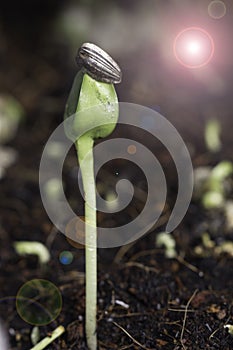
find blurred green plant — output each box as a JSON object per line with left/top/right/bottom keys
{"left": 202, "top": 161, "right": 233, "bottom": 209}
{"left": 224, "top": 324, "right": 233, "bottom": 337}
{"left": 0, "top": 94, "right": 24, "bottom": 144}
{"left": 29, "top": 325, "right": 65, "bottom": 350}
{"left": 0, "top": 94, "right": 24, "bottom": 179}
{"left": 204, "top": 118, "right": 221, "bottom": 153}
{"left": 156, "top": 232, "right": 177, "bottom": 258}
{"left": 13, "top": 241, "right": 50, "bottom": 266}
{"left": 194, "top": 161, "right": 233, "bottom": 210}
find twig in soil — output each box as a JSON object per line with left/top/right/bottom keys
{"left": 118, "top": 344, "right": 135, "bottom": 349}
{"left": 180, "top": 289, "right": 198, "bottom": 350}
{"left": 168, "top": 308, "right": 195, "bottom": 313}
{"left": 113, "top": 213, "right": 169, "bottom": 264}
{"left": 98, "top": 340, "right": 134, "bottom": 349}
{"left": 208, "top": 316, "right": 232, "bottom": 340}
{"left": 129, "top": 249, "right": 161, "bottom": 262}
{"left": 112, "top": 312, "right": 152, "bottom": 319}
{"left": 208, "top": 326, "right": 222, "bottom": 341}
{"left": 113, "top": 242, "right": 136, "bottom": 263}
{"left": 176, "top": 255, "right": 204, "bottom": 277}
{"left": 113, "top": 321, "right": 156, "bottom": 350}
{"left": 45, "top": 226, "right": 58, "bottom": 250}
{"left": 29, "top": 325, "right": 65, "bottom": 350}
{"left": 123, "top": 261, "right": 160, "bottom": 273}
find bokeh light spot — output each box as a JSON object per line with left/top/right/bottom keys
{"left": 208, "top": 1, "right": 226, "bottom": 19}
{"left": 187, "top": 41, "right": 201, "bottom": 55}
{"left": 16, "top": 279, "right": 62, "bottom": 326}
{"left": 127, "top": 144, "right": 137, "bottom": 155}
{"left": 59, "top": 250, "right": 74, "bottom": 265}
{"left": 173, "top": 27, "right": 215, "bottom": 69}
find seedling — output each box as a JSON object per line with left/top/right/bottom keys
{"left": 204, "top": 118, "right": 221, "bottom": 153}
{"left": 156, "top": 232, "right": 177, "bottom": 258}
{"left": 64, "top": 43, "right": 121, "bottom": 350}
{"left": 194, "top": 161, "right": 233, "bottom": 209}
{"left": 202, "top": 160, "right": 233, "bottom": 209}
{"left": 224, "top": 324, "right": 233, "bottom": 336}
{"left": 13, "top": 241, "right": 50, "bottom": 266}
{"left": 29, "top": 325, "right": 65, "bottom": 350}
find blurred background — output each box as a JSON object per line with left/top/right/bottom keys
{"left": 1, "top": 0, "right": 233, "bottom": 227}
{"left": 1, "top": 0, "right": 233, "bottom": 348}
{"left": 1, "top": 0, "right": 233, "bottom": 150}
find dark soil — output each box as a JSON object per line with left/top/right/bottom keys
{"left": 0, "top": 1, "right": 233, "bottom": 349}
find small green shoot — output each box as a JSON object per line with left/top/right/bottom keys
{"left": 0, "top": 94, "right": 24, "bottom": 144}
{"left": 224, "top": 324, "right": 233, "bottom": 336}
{"left": 204, "top": 118, "right": 221, "bottom": 153}
{"left": 193, "top": 161, "right": 233, "bottom": 209}
{"left": 156, "top": 232, "right": 177, "bottom": 258}
{"left": 13, "top": 241, "right": 50, "bottom": 265}
{"left": 202, "top": 161, "right": 233, "bottom": 209}
{"left": 194, "top": 232, "right": 233, "bottom": 258}
{"left": 29, "top": 325, "right": 65, "bottom": 350}
{"left": 30, "top": 327, "right": 40, "bottom": 346}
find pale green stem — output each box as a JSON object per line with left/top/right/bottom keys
{"left": 29, "top": 326, "right": 65, "bottom": 350}
{"left": 76, "top": 136, "right": 97, "bottom": 350}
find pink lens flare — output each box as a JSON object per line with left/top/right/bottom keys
{"left": 173, "top": 27, "right": 215, "bottom": 69}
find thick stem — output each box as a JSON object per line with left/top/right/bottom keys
{"left": 76, "top": 136, "right": 97, "bottom": 350}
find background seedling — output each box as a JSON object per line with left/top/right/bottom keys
{"left": 13, "top": 241, "right": 51, "bottom": 266}
{"left": 193, "top": 160, "right": 233, "bottom": 209}
{"left": 224, "top": 324, "right": 233, "bottom": 337}
{"left": 204, "top": 118, "right": 221, "bottom": 153}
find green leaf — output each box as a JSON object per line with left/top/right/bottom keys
{"left": 74, "top": 73, "right": 119, "bottom": 141}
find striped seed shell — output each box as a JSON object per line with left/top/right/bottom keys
{"left": 76, "top": 42, "right": 122, "bottom": 84}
